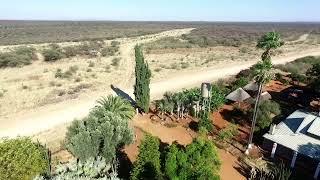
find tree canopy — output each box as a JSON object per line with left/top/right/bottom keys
{"left": 134, "top": 45, "right": 151, "bottom": 113}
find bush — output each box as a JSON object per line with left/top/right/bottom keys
{"left": 210, "top": 84, "right": 226, "bottom": 111}
{"left": 217, "top": 123, "right": 239, "bottom": 141}
{"left": 255, "top": 100, "right": 281, "bottom": 132}
{"left": 43, "top": 44, "right": 64, "bottom": 61}
{"left": 63, "top": 46, "right": 80, "bottom": 58}
{"left": 198, "top": 111, "right": 213, "bottom": 132}
{"left": 131, "top": 134, "right": 162, "bottom": 180}
{"left": 230, "top": 76, "right": 249, "bottom": 90}
{"left": 165, "top": 136, "right": 221, "bottom": 180}
{"left": 54, "top": 66, "right": 78, "bottom": 79}
{"left": 36, "top": 156, "right": 120, "bottom": 180}
{"left": 0, "top": 46, "right": 37, "bottom": 68}
{"left": 289, "top": 72, "right": 307, "bottom": 84}
{"left": 0, "top": 137, "right": 49, "bottom": 180}
{"left": 101, "top": 46, "right": 119, "bottom": 57}
{"left": 66, "top": 110, "right": 133, "bottom": 162}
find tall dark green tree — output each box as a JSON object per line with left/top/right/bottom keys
{"left": 131, "top": 134, "right": 162, "bottom": 180}
{"left": 134, "top": 45, "right": 151, "bottom": 113}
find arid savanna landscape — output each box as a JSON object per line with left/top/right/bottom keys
{"left": 1, "top": 2, "right": 320, "bottom": 179}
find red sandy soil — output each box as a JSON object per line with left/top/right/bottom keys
{"left": 124, "top": 114, "right": 246, "bottom": 180}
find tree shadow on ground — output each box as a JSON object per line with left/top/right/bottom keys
{"left": 189, "top": 121, "right": 198, "bottom": 131}
{"left": 116, "top": 149, "right": 133, "bottom": 179}
{"left": 111, "top": 84, "right": 136, "bottom": 105}
{"left": 233, "top": 160, "right": 251, "bottom": 179}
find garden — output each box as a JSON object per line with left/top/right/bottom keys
{"left": 1, "top": 32, "right": 320, "bottom": 180}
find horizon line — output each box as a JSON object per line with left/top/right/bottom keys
{"left": 1, "top": 19, "right": 320, "bottom": 24}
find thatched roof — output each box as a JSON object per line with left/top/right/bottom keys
{"left": 244, "top": 82, "right": 259, "bottom": 91}
{"left": 226, "top": 88, "right": 251, "bottom": 102}
{"left": 260, "top": 91, "right": 272, "bottom": 101}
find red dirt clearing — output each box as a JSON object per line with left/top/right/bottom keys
{"left": 124, "top": 114, "right": 246, "bottom": 180}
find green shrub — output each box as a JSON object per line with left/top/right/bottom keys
{"left": 198, "top": 111, "right": 213, "bottom": 132}
{"left": 0, "top": 46, "right": 37, "bottom": 68}
{"left": 63, "top": 46, "right": 79, "bottom": 58}
{"left": 210, "top": 84, "right": 226, "bottom": 111}
{"left": 230, "top": 76, "right": 249, "bottom": 90}
{"left": 217, "top": 123, "right": 239, "bottom": 141}
{"left": 54, "top": 66, "right": 78, "bottom": 79}
{"left": 101, "top": 46, "right": 119, "bottom": 57}
{"left": 131, "top": 134, "right": 162, "bottom": 180}
{"left": 111, "top": 41, "right": 120, "bottom": 47}
{"left": 43, "top": 44, "right": 64, "bottom": 61}
{"left": 0, "top": 137, "right": 49, "bottom": 180}
{"left": 165, "top": 136, "right": 221, "bottom": 180}
{"left": 36, "top": 156, "right": 120, "bottom": 180}
{"left": 66, "top": 110, "right": 133, "bottom": 162}
{"left": 255, "top": 100, "right": 281, "bottom": 132}
{"left": 289, "top": 72, "right": 307, "bottom": 84}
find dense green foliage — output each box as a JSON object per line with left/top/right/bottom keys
{"left": 275, "top": 56, "right": 320, "bottom": 75}
{"left": 66, "top": 96, "right": 134, "bottom": 162}
{"left": 0, "top": 137, "right": 49, "bottom": 180}
{"left": 134, "top": 45, "right": 151, "bottom": 113}
{"left": 158, "top": 85, "right": 225, "bottom": 119}
{"left": 255, "top": 100, "right": 281, "bottom": 132}
{"left": 93, "top": 95, "right": 135, "bottom": 120}
{"left": 0, "top": 46, "right": 37, "bottom": 68}
{"left": 217, "top": 124, "right": 239, "bottom": 141}
{"left": 131, "top": 134, "right": 162, "bottom": 180}
{"left": 198, "top": 111, "right": 213, "bottom": 132}
{"left": 230, "top": 76, "right": 249, "bottom": 91}
{"left": 307, "top": 62, "right": 320, "bottom": 92}
{"left": 165, "top": 136, "right": 221, "bottom": 180}
{"left": 35, "top": 156, "right": 120, "bottom": 180}
{"left": 43, "top": 44, "right": 64, "bottom": 61}
{"left": 257, "top": 31, "right": 284, "bottom": 61}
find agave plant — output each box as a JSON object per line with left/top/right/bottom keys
{"left": 34, "top": 157, "right": 120, "bottom": 180}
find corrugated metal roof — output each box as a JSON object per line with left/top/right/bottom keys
{"left": 264, "top": 110, "right": 320, "bottom": 160}
{"left": 307, "top": 117, "right": 320, "bottom": 138}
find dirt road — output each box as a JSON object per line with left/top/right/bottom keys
{"left": 1, "top": 30, "right": 320, "bottom": 138}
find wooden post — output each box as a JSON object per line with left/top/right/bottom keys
{"left": 314, "top": 162, "right": 320, "bottom": 179}
{"left": 290, "top": 151, "right": 298, "bottom": 168}
{"left": 271, "top": 143, "right": 277, "bottom": 158}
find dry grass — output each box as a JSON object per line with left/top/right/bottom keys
{"left": 145, "top": 35, "right": 320, "bottom": 81}
{"left": 0, "top": 53, "right": 123, "bottom": 116}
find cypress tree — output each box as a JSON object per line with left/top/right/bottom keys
{"left": 134, "top": 45, "right": 151, "bottom": 113}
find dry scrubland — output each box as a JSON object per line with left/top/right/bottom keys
{"left": 1, "top": 22, "right": 320, "bottom": 117}
{"left": 143, "top": 23, "right": 320, "bottom": 80}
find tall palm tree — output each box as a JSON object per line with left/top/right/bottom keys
{"left": 257, "top": 31, "right": 284, "bottom": 62}
{"left": 92, "top": 95, "right": 135, "bottom": 120}
{"left": 247, "top": 32, "right": 283, "bottom": 152}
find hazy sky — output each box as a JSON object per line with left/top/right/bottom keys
{"left": 1, "top": 0, "right": 319, "bottom": 22}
